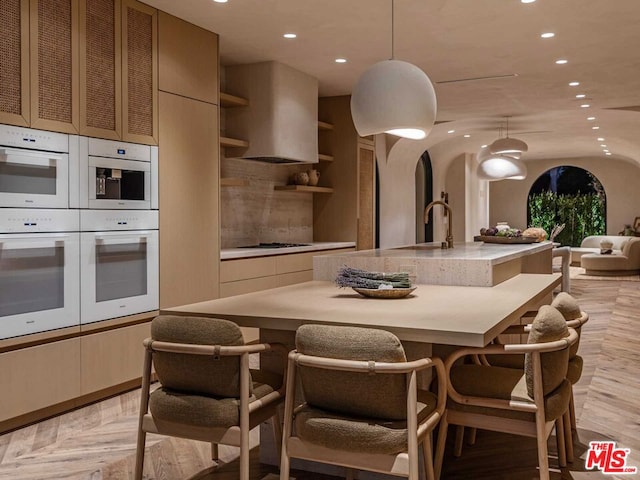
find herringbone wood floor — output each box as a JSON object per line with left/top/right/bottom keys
{"left": 0, "top": 277, "right": 638, "bottom": 479}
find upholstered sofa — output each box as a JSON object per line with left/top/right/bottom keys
{"left": 570, "top": 235, "right": 630, "bottom": 265}
{"left": 581, "top": 237, "right": 640, "bottom": 276}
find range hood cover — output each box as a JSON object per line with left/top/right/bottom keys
{"left": 224, "top": 61, "right": 319, "bottom": 164}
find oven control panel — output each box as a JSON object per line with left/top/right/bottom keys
{"left": 0, "top": 209, "right": 80, "bottom": 233}
{"left": 80, "top": 210, "right": 158, "bottom": 231}
{"left": 0, "top": 124, "right": 69, "bottom": 153}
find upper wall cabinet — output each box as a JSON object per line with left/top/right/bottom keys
{"left": 158, "top": 12, "right": 218, "bottom": 105}
{"left": 121, "top": 0, "right": 158, "bottom": 144}
{"left": 79, "top": 0, "right": 122, "bottom": 140}
{"left": 0, "top": 0, "right": 80, "bottom": 131}
{"left": 0, "top": 0, "right": 30, "bottom": 126}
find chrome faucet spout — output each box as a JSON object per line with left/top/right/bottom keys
{"left": 423, "top": 200, "right": 454, "bottom": 248}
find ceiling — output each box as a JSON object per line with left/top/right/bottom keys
{"left": 144, "top": 0, "right": 640, "bottom": 165}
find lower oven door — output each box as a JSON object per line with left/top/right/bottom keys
{"left": 0, "top": 233, "right": 80, "bottom": 339}
{"left": 80, "top": 230, "right": 158, "bottom": 324}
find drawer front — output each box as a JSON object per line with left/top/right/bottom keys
{"left": 219, "top": 276, "right": 279, "bottom": 298}
{"left": 275, "top": 252, "right": 313, "bottom": 274}
{"left": 220, "top": 256, "right": 277, "bottom": 283}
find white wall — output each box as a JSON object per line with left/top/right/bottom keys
{"left": 489, "top": 156, "right": 640, "bottom": 235}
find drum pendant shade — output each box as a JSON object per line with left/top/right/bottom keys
{"left": 350, "top": 60, "right": 437, "bottom": 139}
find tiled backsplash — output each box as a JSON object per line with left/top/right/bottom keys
{"left": 220, "top": 158, "right": 313, "bottom": 248}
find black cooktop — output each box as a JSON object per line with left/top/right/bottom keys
{"left": 240, "top": 242, "right": 311, "bottom": 248}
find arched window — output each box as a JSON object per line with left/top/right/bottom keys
{"left": 527, "top": 166, "right": 606, "bottom": 246}
{"left": 416, "top": 151, "right": 433, "bottom": 243}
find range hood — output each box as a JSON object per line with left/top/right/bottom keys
{"left": 224, "top": 61, "right": 318, "bottom": 164}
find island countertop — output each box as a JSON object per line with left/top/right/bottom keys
{"left": 163, "top": 274, "right": 561, "bottom": 347}
{"left": 313, "top": 241, "right": 553, "bottom": 287}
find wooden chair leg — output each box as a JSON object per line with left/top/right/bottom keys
{"left": 422, "top": 434, "right": 435, "bottom": 480}
{"left": 569, "top": 388, "right": 577, "bottom": 431}
{"left": 454, "top": 425, "right": 464, "bottom": 457}
{"left": 555, "top": 416, "right": 567, "bottom": 468}
{"left": 134, "top": 430, "right": 146, "bottom": 480}
{"left": 563, "top": 409, "right": 574, "bottom": 463}
{"left": 535, "top": 415, "right": 550, "bottom": 480}
{"left": 270, "top": 413, "right": 283, "bottom": 461}
{"left": 434, "top": 413, "right": 448, "bottom": 480}
{"left": 467, "top": 427, "right": 477, "bottom": 446}
{"left": 211, "top": 443, "right": 219, "bottom": 462}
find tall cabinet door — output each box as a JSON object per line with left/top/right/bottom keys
{"left": 357, "top": 141, "right": 376, "bottom": 250}
{"left": 29, "top": 0, "right": 79, "bottom": 134}
{"left": 79, "top": 0, "right": 121, "bottom": 140}
{"left": 121, "top": 0, "right": 157, "bottom": 145}
{"left": 0, "top": 0, "right": 30, "bottom": 127}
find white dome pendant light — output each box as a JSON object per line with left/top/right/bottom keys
{"left": 350, "top": 0, "right": 437, "bottom": 140}
{"left": 489, "top": 117, "right": 528, "bottom": 155}
{"left": 476, "top": 145, "right": 527, "bottom": 181}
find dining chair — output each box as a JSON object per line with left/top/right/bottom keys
{"left": 279, "top": 324, "right": 446, "bottom": 480}
{"left": 134, "top": 315, "right": 287, "bottom": 480}
{"left": 434, "top": 305, "right": 578, "bottom": 480}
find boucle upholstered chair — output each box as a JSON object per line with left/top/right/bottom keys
{"left": 434, "top": 306, "right": 578, "bottom": 480}
{"left": 279, "top": 324, "right": 446, "bottom": 480}
{"left": 134, "top": 315, "right": 287, "bottom": 480}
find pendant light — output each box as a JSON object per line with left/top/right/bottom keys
{"left": 489, "top": 117, "right": 528, "bottom": 155}
{"left": 476, "top": 145, "right": 527, "bottom": 180}
{"left": 350, "top": 0, "right": 437, "bottom": 140}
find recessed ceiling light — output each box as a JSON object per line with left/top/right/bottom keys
{"left": 592, "top": 126, "right": 600, "bottom": 130}
{"left": 447, "top": 130, "right": 455, "bottom": 134}
{"left": 555, "top": 59, "right": 568, "bottom": 65}
{"left": 603, "top": 149, "right": 609, "bottom": 153}
{"left": 606, "top": 152, "right": 612, "bottom": 156}
{"left": 569, "top": 82, "right": 580, "bottom": 87}
{"left": 463, "top": 134, "right": 471, "bottom": 138}
{"left": 213, "top": 0, "right": 228, "bottom": 3}
{"left": 600, "top": 144, "right": 607, "bottom": 147}
{"left": 481, "top": 144, "right": 488, "bottom": 148}
{"left": 597, "top": 138, "right": 605, "bottom": 142}
{"left": 283, "top": 33, "right": 297, "bottom": 39}
{"left": 576, "top": 94, "right": 586, "bottom": 99}
{"left": 581, "top": 104, "right": 590, "bottom": 108}
{"left": 587, "top": 117, "right": 596, "bottom": 120}
{"left": 521, "top": 0, "right": 536, "bottom": 3}
{"left": 335, "top": 58, "right": 347, "bottom": 63}
{"left": 540, "top": 32, "right": 555, "bottom": 38}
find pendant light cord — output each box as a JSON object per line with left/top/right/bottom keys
{"left": 391, "top": 0, "right": 395, "bottom": 60}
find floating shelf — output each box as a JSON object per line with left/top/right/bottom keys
{"left": 318, "top": 153, "right": 334, "bottom": 162}
{"left": 317, "top": 121, "right": 334, "bottom": 131}
{"left": 274, "top": 185, "right": 334, "bottom": 193}
{"left": 220, "top": 92, "right": 249, "bottom": 107}
{"left": 221, "top": 177, "right": 249, "bottom": 187}
{"left": 220, "top": 136, "right": 249, "bottom": 148}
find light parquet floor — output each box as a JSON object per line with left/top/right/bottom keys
{"left": 0, "top": 277, "right": 638, "bottom": 480}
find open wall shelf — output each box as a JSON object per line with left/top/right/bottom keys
{"left": 274, "top": 185, "right": 334, "bottom": 193}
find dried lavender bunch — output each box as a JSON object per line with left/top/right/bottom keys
{"left": 335, "top": 266, "right": 412, "bottom": 288}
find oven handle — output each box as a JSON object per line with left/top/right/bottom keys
{"left": 0, "top": 233, "right": 71, "bottom": 249}
{"left": 0, "top": 148, "right": 63, "bottom": 166}
{"left": 94, "top": 231, "right": 153, "bottom": 245}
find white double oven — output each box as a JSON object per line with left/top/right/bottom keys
{"left": 0, "top": 124, "right": 159, "bottom": 340}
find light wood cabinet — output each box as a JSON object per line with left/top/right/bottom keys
{"left": 0, "top": 338, "right": 81, "bottom": 422}
{"left": 315, "top": 95, "right": 376, "bottom": 248}
{"left": 29, "top": 0, "right": 80, "bottom": 133}
{"left": 80, "top": 321, "right": 150, "bottom": 394}
{"left": 79, "top": 0, "right": 122, "bottom": 140}
{"left": 158, "top": 12, "right": 218, "bottom": 104}
{"left": 121, "top": 0, "right": 157, "bottom": 144}
{"left": 158, "top": 91, "right": 219, "bottom": 308}
{"left": 0, "top": 0, "right": 30, "bottom": 126}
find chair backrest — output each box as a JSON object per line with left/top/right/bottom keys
{"left": 151, "top": 315, "right": 245, "bottom": 398}
{"left": 551, "top": 292, "right": 584, "bottom": 358}
{"left": 524, "top": 305, "right": 570, "bottom": 398}
{"left": 295, "top": 324, "right": 408, "bottom": 420}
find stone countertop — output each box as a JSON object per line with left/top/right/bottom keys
{"left": 220, "top": 241, "right": 356, "bottom": 260}
{"left": 313, "top": 241, "right": 553, "bottom": 287}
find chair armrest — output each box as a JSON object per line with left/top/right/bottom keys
{"left": 292, "top": 352, "right": 438, "bottom": 375}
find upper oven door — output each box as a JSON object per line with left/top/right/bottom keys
{"left": 0, "top": 148, "right": 69, "bottom": 208}
{"left": 0, "top": 232, "right": 80, "bottom": 339}
{"left": 88, "top": 157, "right": 151, "bottom": 209}
{"left": 80, "top": 230, "right": 158, "bottom": 324}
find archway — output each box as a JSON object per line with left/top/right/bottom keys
{"left": 527, "top": 166, "right": 606, "bottom": 246}
{"left": 416, "top": 151, "right": 434, "bottom": 243}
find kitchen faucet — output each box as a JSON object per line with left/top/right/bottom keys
{"left": 424, "top": 200, "right": 454, "bottom": 249}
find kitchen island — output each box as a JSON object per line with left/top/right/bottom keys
{"left": 314, "top": 240, "right": 553, "bottom": 286}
